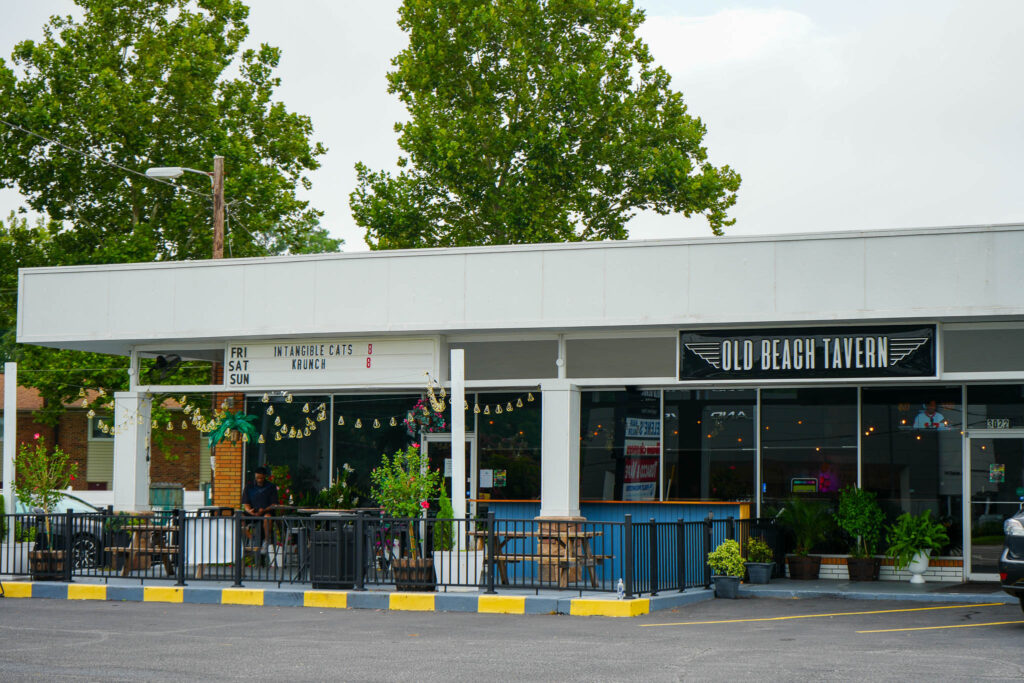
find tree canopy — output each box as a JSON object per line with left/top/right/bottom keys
{"left": 0, "top": 0, "right": 340, "bottom": 264}
{"left": 351, "top": 0, "right": 741, "bottom": 249}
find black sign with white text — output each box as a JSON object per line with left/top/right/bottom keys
{"left": 679, "top": 325, "right": 936, "bottom": 380}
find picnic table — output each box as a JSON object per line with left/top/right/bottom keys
{"left": 470, "top": 526, "right": 608, "bottom": 588}
{"left": 110, "top": 523, "right": 179, "bottom": 577}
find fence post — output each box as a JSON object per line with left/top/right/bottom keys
{"left": 624, "top": 514, "right": 634, "bottom": 599}
{"left": 485, "top": 511, "right": 496, "bottom": 594}
{"left": 63, "top": 510, "right": 73, "bottom": 582}
{"left": 703, "top": 512, "right": 712, "bottom": 590}
{"left": 233, "top": 510, "right": 243, "bottom": 587}
{"left": 354, "top": 512, "right": 366, "bottom": 591}
{"left": 176, "top": 508, "right": 186, "bottom": 586}
{"left": 648, "top": 517, "right": 658, "bottom": 597}
{"left": 676, "top": 517, "right": 685, "bottom": 593}
{"left": 727, "top": 516, "right": 735, "bottom": 541}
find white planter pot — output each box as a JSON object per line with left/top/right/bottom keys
{"left": 433, "top": 549, "right": 485, "bottom": 589}
{"left": 1, "top": 541, "right": 31, "bottom": 575}
{"left": 907, "top": 549, "right": 931, "bottom": 584}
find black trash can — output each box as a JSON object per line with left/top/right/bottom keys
{"left": 310, "top": 513, "right": 357, "bottom": 589}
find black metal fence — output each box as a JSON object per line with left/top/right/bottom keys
{"left": 1, "top": 510, "right": 780, "bottom": 595}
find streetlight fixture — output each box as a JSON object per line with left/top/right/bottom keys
{"left": 145, "top": 155, "right": 225, "bottom": 259}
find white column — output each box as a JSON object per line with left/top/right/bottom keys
{"left": 113, "top": 391, "right": 152, "bottom": 511}
{"left": 3, "top": 362, "right": 17, "bottom": 515}
{"left": 539, "top": 379, "right": 581, "bottom": 518}
{"left": 450, "top": 350, "right": 466, "bottom": 536}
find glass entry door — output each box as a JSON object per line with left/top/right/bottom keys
{"left": 423, "top": 434, "right": 477, "bottom": 515}
{"left": 966, "top": 433, "right": 1024, "bottom": 578}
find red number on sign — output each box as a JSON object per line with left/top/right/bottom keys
{"left": 366, "top": 358, "right": 372, "bottom": 368}
{"left": 367, "top": 343, "right": 373, "bottom": 355}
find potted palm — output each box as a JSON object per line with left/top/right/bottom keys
{"left": 778, "top": 497, "right": 831, "bottom": 580}
{"left": 743, "top": 537, "right": 775, "bottom": 584}
{"left": 708, "top": 539, "right": 745, "bottom": 598}
{"left": 13, "top": 435, "right": 77, "bottom": 580}
{"left": 370, "top": 443, "right": 442, "bottom": 591}
{"left": 885, "top": 510, "right": 949, "bottom": 584}
{"left": 834, "top": 485, "right": 885, "bottom": 581}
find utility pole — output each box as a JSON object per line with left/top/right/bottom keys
{"left": 212, "top": 155, "right": 225, "bottom": 259}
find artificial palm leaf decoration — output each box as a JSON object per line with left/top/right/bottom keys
{"left": 208, "top": 411, "right": 259, "bottom": 449}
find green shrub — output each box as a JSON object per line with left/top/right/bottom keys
{"left": 707, "top": 539, "right": 745, "bottom": 577}
{"left": 745, "top": 537, "right": 774, "bottom": 563}
{"left": 778, "top": 498, "right": 832, "bottom": 556}
{"left": 433, "top": 481, "right": 455, "bottom": 551}
{"left": 885, "top": 510, "right": 949, "bottom": 569}
{"left": 834, "top": 486, "right": 886, "bottom": 558}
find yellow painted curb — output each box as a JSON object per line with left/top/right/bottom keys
{"left": 222, "top": 588, "right": 264, "bottom": 606}
{"left": 304, "top": 591, "right": 348, "bottom": 609}
{"left": 144, "top": 586, "right": 184, "bottom": 603}
{"left": 67, "top": 584, "right": 107, "bottom": 601}
{"left": 2, "top": 582, "right": 32, "bottom": 598}
{"left": 478, "top": 595, "right": 526, "bottom": 614}
{"left": 570, "top": 598, "right": 650, "bottom": 617}
{"left": 390, "top": 592, "right": 435, "bottom": 612}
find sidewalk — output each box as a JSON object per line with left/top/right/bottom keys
{"left": 740, "top": 578, "right": 1016, "bottom": 604}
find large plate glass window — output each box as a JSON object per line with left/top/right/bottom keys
{"left": 663, "top": 389, "right": 755, "bottom": 501}
{"left": 966, "top": 384, "right": 1024, "bottom": 430}
{"left": 245, "top": 394, "right": 331, "bottom": 504}
{"left": 476, "top": 392, "right": 541, "bottom": 501}
{"left": 580, "top": 389, "right": 661, "bottom": 502}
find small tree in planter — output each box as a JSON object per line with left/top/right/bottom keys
{"left": 744, "top": 536, "right": 775, "bottom": 584}
{"left": 886, "top": 510, "right": 948, "bottom": 584}
{"left": 778, "top": 497, "right": 832, "bottom": 580}
{"left": 707, "top": 539, "right": 746, "bottom": 598}
{"left": 370, "top": 444, "right": 441, "bottom": 590}
{"left": 13, "top": 435, "right": 77, "bottom": 580}
{"left": 834, "top": 486, "right": 886, "bottom": 581}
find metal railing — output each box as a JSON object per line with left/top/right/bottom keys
{"left": 0, "top": 510, "right": 779, "bottom": 595}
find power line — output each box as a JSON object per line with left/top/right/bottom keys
{"left": 0, "top": 118, "right": 212, "bottom": 200}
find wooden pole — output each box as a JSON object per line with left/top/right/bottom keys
{"left": 212, "top": 155, "right": 225, "bottom": 259}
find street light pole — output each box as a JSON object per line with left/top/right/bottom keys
{"left": 212, "top": 155, "right": 224, "bottom": 259}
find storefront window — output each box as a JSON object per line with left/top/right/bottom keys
{"left": 861, "top": 387, "right": 963, "bottom": 547}
{"left": 664, "top": 390, "right": 755, "bottom": 501}
{"left": 477, "top": 392, "right": 542, "bottom": 500}
{"left": 761, "top": 388, "right": 857, "bottom": 509}
{"left": 966, "top": 384, "right": 1024, "bottom": 429}
{"left": 333, "top": 394, "right": 421, "bottom": 503}
{"left": 580, "top": 390, "right": 661, "bottom": 501}
{"left": 245, "top": 394, "right": 331, "bottom": 503}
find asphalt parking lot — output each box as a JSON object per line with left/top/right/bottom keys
{"left": 1, "top": 596, "right": 1022, "bottom": 681}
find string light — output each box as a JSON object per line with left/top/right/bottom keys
{"left": 274, "top": 432, "right": 282, "bottom": 441}
{"left": 261, "top": 393, "right": 269, "bottom": 403}
{"left": 355, "top": 419, "right": 362, "bottom": 429}
{"left": 338, "top": 416, "right": 345, "bottom": 426}
{"left": 285, "top": 394, "right": 293, "bottom": 404}
{"left": 274, "top": 416, "right": 281, "bottom": 426}
{"left": 302, "top": 403, "right": 310, "bottom": 413}
{"left": 516, "top": 398, "right": 523, "bottom": 408}
{"left": 266, "top": 405, "right": 274, "bottom": 415}
{"left": 373, "top": 419, "right": 381, "bottom": 429}
{"left": 527, "top": 393, "right": 534, "bottom": 402}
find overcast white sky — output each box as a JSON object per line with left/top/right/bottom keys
{"left": 1, "top": 0, "right": 1022, "bottom": 250}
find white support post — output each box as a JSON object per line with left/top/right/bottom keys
{"left": 539, "top": 379, "right": 581, "bottom": 518}
{"left": 113, "top": 392, "right": 152, "bottom": 511}
{"left": 3, "top": 362, "right": 17, "bottom": 515}
{"left": 450, "top": 349, "right": 466, "bottom": 547}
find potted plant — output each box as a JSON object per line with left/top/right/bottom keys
{"left": 834, "top": 485, "right": 885, "bottom": 581}
{"left": 885, "top": 510, "right": 949, "bottom": 584}
{"left": 744, "top": 536, "right": 775, "bottom": 584}
{"left": 1, "top": 493, "right": 36, "bottom": 575}
{"left": 432, "top": 481, "right": 483, "bottom": 588}
{"left": 778, "top": 497, "right": 831, "bottom": 580}
{"left": 13, "top": 435, "right": 77, "bottom": 580}
{"left": 708, "top": 539, "right": 745, "bottom": 598}
{"left": 370, "top": 443, "right": 442, "bottom": 591}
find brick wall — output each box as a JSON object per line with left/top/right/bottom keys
{"left": 150, "top": 415, "right": 201, "bottom": 490}
{"left": 788, "top": 554, "right": 965, "bottom": 582}
{"left": 57, "top": 412, "right": 89, "bottom": 491}
{"left": 0, "top": 411, "right": 55, "bottom": 488}
{"left": 210, "top": 362, "right": 245, "bottom": 508}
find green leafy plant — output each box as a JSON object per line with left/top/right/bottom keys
{"left": 834, "top": 486, "right": 886, "bottom": 558}
{"left": 13, "top": 435, "right": 77, "bottom": 550}
{"left": 314, "top": 464, "right": 362, "bottom": 510}
{"left": 745, "top": 537, "right": 774, "bottom": 564}
{"left": 778, "top": 498, "right": 832, "bottom": 556}
{"left": 14, "top": 520, "right": 37, "bottom": 543}
{"left": 707, "top": 539, "right": 746, "bottom": 577}
{"left": 369, "top": 444, "right": 441, "bottom": 559}
{"left": 433, "top": 480, "right": 455, "bottom": 552}
{"left": 885, "top": 510, "right": 949, "bottom": 570}
{"left": 207, "top": 410, "right": 258, "bottom": 449}
{"left": 270, "top": 464, "right": 294, "bottom": 505}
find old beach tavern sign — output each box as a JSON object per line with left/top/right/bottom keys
{"left": 680, "top": 325, "right": 936, "bottom": 381}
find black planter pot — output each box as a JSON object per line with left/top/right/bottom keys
{"left": 745, "top": 562, "right": 775, "bottom": 584}
{"left": 393, "top": 557, "right": 436, "bottom": 591}
{"left": 786, "top": 555, "right": 822, "bottom": 580}
{"left": 713, "top": 575, "right": 741, "bottom": 599}
{"left": 846, "top": 556, "right": 881, "bottom": 581}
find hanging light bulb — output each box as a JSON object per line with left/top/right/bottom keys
{"left": 166, "top": 422, "right": 173, "bottom": 431}
{"left": 285, "top": 394, "right": 293, "bottom": 403}
{"left": 81, "top": 399, "right": 89, "bottom": 408}
{"left": 390, "top": 416, "right": 397, "bottom": 427}
{"left": 183, "top": 405, "right": 192, "bottom": 414}
{"left": 496, "top": 405, "right": 503, "bottom": 414}
{"left": 151, "top": 420, "right": 158, "bottom": 429}
{"left": 297, "top": 431, "right": 304, "bottom": 440}
{"left": 484, "top": 405, "right": 490, "bottom": 415}
{"left": 98, "top": 388, "right": 106, "bottom": 397}
{"left": 309, "top": 423, "right": 316, "bottom": 431}
{"left": 474, "top": 404, "right": 481, "bottom": 414}
{"left": 261, "top": 393, "right": 270, "bottom": 403}
{"left": 373, "top": 419, "right": 381, "bottom": 429}
{"left": 317, "top": 412, "right": 326, "bottom": 422}
{"left": 87, "top": 409, "right": 96, "bottom": 419}
{"left": 318, "top": 403, "right": 326, "bottom": 412}
{"left": 289, "top": 427, "right": 296, "bottom": 438}
{"left": 338, "top": 416, "right": 345, "bottom": 426}
{"left": 355, "top": 419, "right": 362, "bottom": 429}
{"left": 274, "top": 432, "right": 282, "bottom": 441}
{"left": 274, "top": 416, "right": 281, "bottom": 426}
{"left": 527, "top": 393, "right": 535, "bottom": 402}
{"left": 78, "top": 388, "right": 86, "bottom": 398}
{"left": 516, "top": 398, "right": 523, "bottom": 408}
{"left": 181, "top": 421, "right": 187, "bottom": 430}
{"left": 302, "top": 403, "right": 310, "bottom": 413}
{"left": 267, "top": 405, "right": 274, "bottom": 415}
{"left": 280, "top": 424, "right": 288, "bottom": 434}
{"left": 440, "top": 386, "right": 447, "bottom": 399}
{"left": 464, "top": 400, "right": 469, "bottom": 410}
{"left": 242, "top": 433, "right": 249, "bottom": 443}
{"left": 257, "top": 434, "right": 265, "bottom": 444}
{"left": 303, "top": 427, "right": 310, "bottom": 436}
{"left": 506, "top": 402, "right": 513, "bottom": 412}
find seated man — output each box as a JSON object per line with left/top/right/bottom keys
{"left": 241, "top": 466, "right": 279, "bottom": 549}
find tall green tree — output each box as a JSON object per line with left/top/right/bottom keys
{"left": 351, "top": 0, "right": 740, "bottom": 249}
{"left": 0, "top": 0, "right": 339, "bottom": 264}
